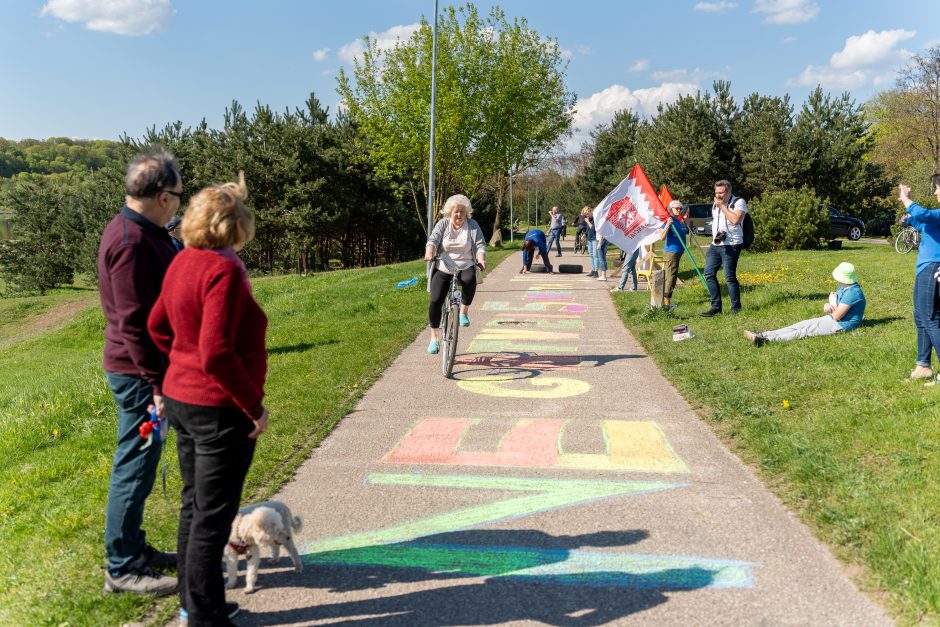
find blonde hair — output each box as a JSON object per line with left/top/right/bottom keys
{"left": 181, "top": 172, "right": 255, "bottom": 249}
{"left": 442, "top": 194, "right": 472, "bottom": 217}
{"left": 580, "top": 206, "right": 592, "bottom": 217}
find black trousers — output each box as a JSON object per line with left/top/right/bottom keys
{"left": 428, "top": 267, "right": 478, "bottom": 328}
{"left": 166, "top": 397, "right": 256, "bottom": 626}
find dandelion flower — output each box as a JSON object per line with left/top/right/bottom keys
{"left": 782, "top": 400, "right": 791, "bottom": 409}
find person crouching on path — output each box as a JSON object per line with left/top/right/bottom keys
{"left": 658, "top": 200, "right": 688, "bottom": 306}
{"left": 743, "top": 262, "right": 866, "bottom": 346}
{"left": 148, "top": 173, "right": 269, "bottom": 626}
{"left": 898, "top": 176, "right": 940, "bottom": 384}
{"left": 424, "top": 194, "right": 487, "bottom": 354}
{"left": 521, "top": 228, "right": 554, "bottom": 275}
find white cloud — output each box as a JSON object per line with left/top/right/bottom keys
{"left": 789, "top": 65, "right": 868, "bottom": 90}
{"left": 40, "top": 0, "right": 174, "bottom": 36}
{"left": 576, "top": 45, "right": 592, "bottom": 55}
{"left": 694, "top": 1, "right": 737, "bottom": 12}
{"left": 312, "top": 48, "right": 330, "bottom": 62}
{"left": 321, "top": 69, "right": 333, "bottom": 76}
{"left": 650, "top": 67, "right": 723, "bottom": 83}
{"left": 782, "top": 36, "right": 797, "bottom": 44}
{"left": 629, "top": 59, "right": 649, "bottom": 72}
{"left": 567, "top": 82, "right": 698, "bottom": 152}
{"left": 791, "top": 28, "right": 916, "bottom": 90}
{"left": 753, "top": 0, "right": 819, "bottom": 25}
{"left": 829, "top": 29, "right": 915, "bottom": 69}
{"left": 338, "top": 23, "right": 420, "bottom": 66}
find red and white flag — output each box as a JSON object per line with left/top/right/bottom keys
{"left": 593, "top": 163, "right": 665, "bottom": 259}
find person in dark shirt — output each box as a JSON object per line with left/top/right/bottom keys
{"left": 165, "top": 216, "right": 184, "bottom": 251}
{"left": 98, "top": 148, "right": 182, "bottom": 596}
{"left": 521, "top": 229, "right": 553, "bottom": 274}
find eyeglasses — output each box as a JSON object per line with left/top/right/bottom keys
{"left": 164, "top": 190, "right": 183, "bottom": 199}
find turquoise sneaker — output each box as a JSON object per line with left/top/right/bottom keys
{"left": 459, "top": 314, "right": 470, "bottom": 327}
{"left": 427, "top": 340, "right": 440, "bottom": 354}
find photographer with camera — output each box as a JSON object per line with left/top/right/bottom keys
{"left": 701, "top": 180, "right": 748, "bottom": 317}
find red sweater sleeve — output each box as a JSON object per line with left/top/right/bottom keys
{"left": 199, "top": 267, "right": 264, "bottom": 416}
{"left": 147, "top": 294, "right": 173, "bottom": 359}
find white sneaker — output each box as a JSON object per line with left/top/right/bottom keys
{"left": 596, "top": 276, "right": 607, "bottom": 281}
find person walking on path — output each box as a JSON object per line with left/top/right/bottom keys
{"left": 899, "top": 176, "right": 940, "bottom": 384}
{"left": 424, "top": 194, "right": 487, "bottom": 354}
{"left": 744, "top": 262, "right": 866, "bottom": 346}
{"left": 582, "top": 207, "right": 599, "bottom": 278}
{"left": 659, "top": 200, "right": 688, "bottom": 306}
{"left": 701, "top": 179, "right": 748, "bottom": 317}
{"left": 559, "top": 212, "right": 567, "bottom": 240}
{"left": 546, "top": 207, "right": 563, "bottom": 257}
{"left": 521, "top": 228, "right": 553, "bottom": 274}
{"left": 149, "top": 174, "right": 269, "bottom": 626}
{"left": 98, "top": 149, "right": 181, "bottom": 596}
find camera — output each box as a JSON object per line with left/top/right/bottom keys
{"left": 713, "top": 230, "right": 727, "bottom": 245}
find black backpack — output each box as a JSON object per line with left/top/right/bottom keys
{"left": 729, "top": 196, "right": 755, "bottom": 249}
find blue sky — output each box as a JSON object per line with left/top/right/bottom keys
{"left": 1, "top": 0, "right": 938, "bottom": 151}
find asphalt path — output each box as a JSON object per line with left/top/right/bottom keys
{"left": 228, "top": 243, "right": 890, "bottom": 626}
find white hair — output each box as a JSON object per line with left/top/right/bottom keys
{"left": 668, "top": 200, "right": 683, "bottom": 210}
{"left": 441, "top": 194, "right": 472, "bottom": 217}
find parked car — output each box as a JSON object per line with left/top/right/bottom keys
{"left": 826, "top": 206, "right": 865, "bottom": 241}
{"left": 684, "top": 203, "right": 713, "bottom": 237}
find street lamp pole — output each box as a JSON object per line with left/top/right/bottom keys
{"left": 509, "top": 170, "right": 514, "bottom": 243}
{"left": 426, "top": 0, "right": 439, "bottom": 236}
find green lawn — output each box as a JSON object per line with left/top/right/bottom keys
{"left": 0, "top": 245, "right": 519, "bottom": 626}
{"left": 611, "top": 241, "right": 937, "bottom": 623}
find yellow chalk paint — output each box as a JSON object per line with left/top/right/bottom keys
{"left": 475, "top": 329, "right": 580, "bottom": 340}
{"left": 560, "top": 421, "right": 688, "bottom": 473}
{"left": 457, "top": 375, "right": 591, "bottom": 399}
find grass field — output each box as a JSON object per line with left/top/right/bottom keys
{"left": 611, "top": 241, "right": 938, "bottom": 623}
{"left": 0, "top": 245, "right": 519, "bottom": 626}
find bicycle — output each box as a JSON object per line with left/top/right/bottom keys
{"left": 895, "top": 225, "right": 920, "bottom": 254}
{"left": 573, "top": 229, "right": 586, "bottom": 254}
{"left": 436, "top": 262, "right": 483, "bottom": 378}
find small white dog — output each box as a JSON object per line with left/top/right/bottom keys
{"left": 224, "top": 501, "right": 303, "bottom": 593}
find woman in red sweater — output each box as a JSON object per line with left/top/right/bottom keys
{"left": 148, "top": 173, "right": 267, "bottom": 626}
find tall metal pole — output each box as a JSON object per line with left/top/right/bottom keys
{"left": 509, "top": 171, "right": 514, "bottom": 243}
{"left": 426, "top": 0, "right": 439, "bottom": 236}
{"left": 526, "top": 179, "right": 530, "bottom": 231}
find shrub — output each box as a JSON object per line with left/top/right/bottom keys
{"left": 748, "top": 187, "right": 828, "bottom": 252}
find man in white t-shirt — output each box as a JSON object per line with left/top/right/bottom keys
{"left": 701, "top": 179, "right": 748, "bottom": 317}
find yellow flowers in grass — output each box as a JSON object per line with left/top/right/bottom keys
{"left": 782, "top": 400, "right": 791, "bottom": 409}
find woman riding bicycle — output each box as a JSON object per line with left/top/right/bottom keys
{"left": 424, "top": 194, "right": 487, "bottom": 354}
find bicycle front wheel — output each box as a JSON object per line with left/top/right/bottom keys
{"left": 441, "top": 300, "right": 460, "bottom": 377}
{"left": 895, "top": 228, "right": 916, "bottom": 254}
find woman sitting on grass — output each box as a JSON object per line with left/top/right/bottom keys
{"left": 743, "top": 262, "right": 865, "bottom": 346}
{"left": 899, "top": 176, "right": 940, "bottom": 384}
{"left": 424, "top": 194, "right": 487, "bottom": 354}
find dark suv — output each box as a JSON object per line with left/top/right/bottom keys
{"left": 826, "top": 206, "right": 865, "bottom": 241}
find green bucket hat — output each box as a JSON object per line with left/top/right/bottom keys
{"left": 832, "top": 262, "right": 858, "bottom": 284}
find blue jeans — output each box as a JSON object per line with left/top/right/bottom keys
{"left": 618, "top": 248, "right": 641, "bottom": 290}
{"left": 704, "top": 244, "right": 743, "bottom": 311}
{"left": 914, "top": 263, "right": 940, "bottom": 367}
{"left": 586, "top": 239, "right": 598, "bottom": 271}
{"left": 597, "top": 241, "right": 609, "bottom": 272}
{"left": 547, "top": 228, "right": 562, "bottom": 255}
{"left": 104, "top": 372, "right": 163, "bottom": 575}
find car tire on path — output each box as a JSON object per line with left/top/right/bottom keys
{"left": 558, "top": 264, "right": 583, "bottom": 274}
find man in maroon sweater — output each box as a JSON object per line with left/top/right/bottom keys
{"left": 98, "top": 149, "right": 182, "bottom": 596}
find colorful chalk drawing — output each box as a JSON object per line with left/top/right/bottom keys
{"left": 483, "top": 301, "right": 588, "bottom": 313}
{"left": 383, "top": 418, "right": 688, "bottom": 473}
{"left": 468, "top": 341, "right": 578, "bottom": 353}
{"left": 302, "top": 473, "right": 755, "bottom": 590}
{"left": 489, "top": 317, "right": 583, "bottom": 329}
{"left": 455, "top": 354, "right": 580, "bottom": 372}
{"left": 457, "top": 375, "right": 590, "bottom": 398}
{"left": 474, "top": 329, "right": 580, "bottom": 341}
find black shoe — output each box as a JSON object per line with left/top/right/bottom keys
{"left": 743, "top": 330, "right": 766, "bottom": 346}
{"left": 556, "top": 253, "right": 562, "bottom": 257}
{"left": 141, "top": 544, "right": 177, "bottom": 570}
{"left": 730, "top": 308, "right": 741, "bottom": 315}
{"left": 699, "top": 308, "right": 721, "bottom": 318}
